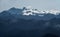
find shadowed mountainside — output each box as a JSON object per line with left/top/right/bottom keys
{"left": 0, "top": 7, "right": 60, "bottom": 37}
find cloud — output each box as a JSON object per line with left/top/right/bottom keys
{"left": 0, "top": 0, "right": 60, "bottom": 12}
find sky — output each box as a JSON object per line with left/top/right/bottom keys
{"left": 0, "top": 0, "right": 60, "bottom": 12}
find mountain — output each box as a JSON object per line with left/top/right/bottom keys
{"left": 0, "top": 7, "right": 60, "bottom": 20}
{"left": 0, "top": 7, "right": 60, "bottom": 37}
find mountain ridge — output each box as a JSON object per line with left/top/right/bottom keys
{"left": 0, "top": 7, "right": 60, "bottom": 37}
{"left": 0, "top": 7, "right": 60, "bottom": 20}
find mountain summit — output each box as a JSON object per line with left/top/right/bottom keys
{"left": 0, "top": 7, "right": 60, "bottom": 20}
{"left": 0, "top": 7, "right": 60, "bottom": 37}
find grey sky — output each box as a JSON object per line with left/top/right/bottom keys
{"left": 0, "top": 0, "right": 60, "bottom": 12}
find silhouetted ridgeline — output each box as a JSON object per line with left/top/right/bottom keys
{"left": 0, "top": 7, "right": 60, "bottom": 37}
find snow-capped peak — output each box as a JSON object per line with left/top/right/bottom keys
{"left": 49, "top": 9, "right": 60, "bottom": 15}
{"left": 22, "top": 7, "right": 60, "bottom": 16}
